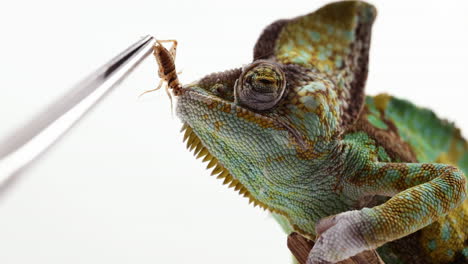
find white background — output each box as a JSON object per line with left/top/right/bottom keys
{"left": 0, "top": 0, "right": 467, "bottom": 263}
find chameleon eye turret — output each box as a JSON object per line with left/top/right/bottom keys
{"left": 234, "top": 61, "right": 286, "bottom": 111}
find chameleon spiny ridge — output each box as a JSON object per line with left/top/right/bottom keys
{"left": 156, "top": 1, "right": 467, "bottom": 263}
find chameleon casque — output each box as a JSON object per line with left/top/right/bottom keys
{"left": 156, "top": 1, "right": 468, "bottom": 263}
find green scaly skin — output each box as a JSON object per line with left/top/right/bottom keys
{"left": 169, "top": 1, "right": 467, "bottom": 263}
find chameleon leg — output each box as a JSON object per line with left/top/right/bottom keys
{"left": 307, "top": 162, "right": 467, "bottom": 264}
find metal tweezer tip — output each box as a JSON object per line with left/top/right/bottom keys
{"left": 0, "top": 35, "right": 156, "bottom": 191}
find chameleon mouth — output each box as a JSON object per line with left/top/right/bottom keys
{"left": 179, "top": 88, "right": 308, "bottom": 150}
{"left": 180, "top": 122, "right": 285, "bottom": 213}
{"left": 180, "top": 89, "right": 281, "bottom": 126}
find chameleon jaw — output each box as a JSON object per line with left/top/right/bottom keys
{"left": 180, "top": 122, "right": 283, "bottom": 213}
{"left": 177, "top": 88, "right": 290, "bottom": 213}
{"left": 181, "top": 122, "right": 318, "bottom": 239}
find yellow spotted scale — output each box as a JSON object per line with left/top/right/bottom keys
{"left": 159, "top": 1, "right": 467, "bottom": 263}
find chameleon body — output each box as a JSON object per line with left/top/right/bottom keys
{"left": 169, "top": 1, "right": 467, "bottom": 263}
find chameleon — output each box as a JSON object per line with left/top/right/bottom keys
{"left": 155, "top": 1, "right": 468, "bottom": 263}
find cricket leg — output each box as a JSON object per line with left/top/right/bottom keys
{"left": 139, "top": 79, "right": 164, "bottom": 97}
{"left": 157, "top": 39, "right": 178, "bottom": 60}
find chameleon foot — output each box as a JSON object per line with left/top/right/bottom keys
{"left": 307, "top": 210, "right": 372, "bottom": 264}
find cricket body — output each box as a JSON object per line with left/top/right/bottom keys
{"left": 159, "top": 1, "right": 468, "bottom": 263}
{"left": 146, "top": 39, "right": 182, "bottom": 97}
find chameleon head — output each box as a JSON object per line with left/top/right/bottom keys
{"left": 176, "top": 58, "right": 344, "bottom": 215}
{"left": 175, "top": 0, "right": 376, "bottom": 230}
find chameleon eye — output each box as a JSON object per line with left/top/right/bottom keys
{"left": 235, "top": 61, "right": 286, "bottom": 111}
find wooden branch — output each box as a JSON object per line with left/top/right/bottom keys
{"left": 287, "top": 232, "right": 385, "bottom": 264}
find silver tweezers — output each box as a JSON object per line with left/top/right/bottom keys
{"left": 0, "top": 35, "right": 156, "bottom": 190}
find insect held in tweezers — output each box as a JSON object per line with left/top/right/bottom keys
{"left": 140, "top": 39, "right": 182, "bottom": 106}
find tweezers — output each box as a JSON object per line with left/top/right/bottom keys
{"left": 0, "top": 35, "right": 156, "bottom": 189}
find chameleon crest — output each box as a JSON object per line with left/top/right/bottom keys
{"left": 156, "top": 1, "right": 468, "bottom": 263}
